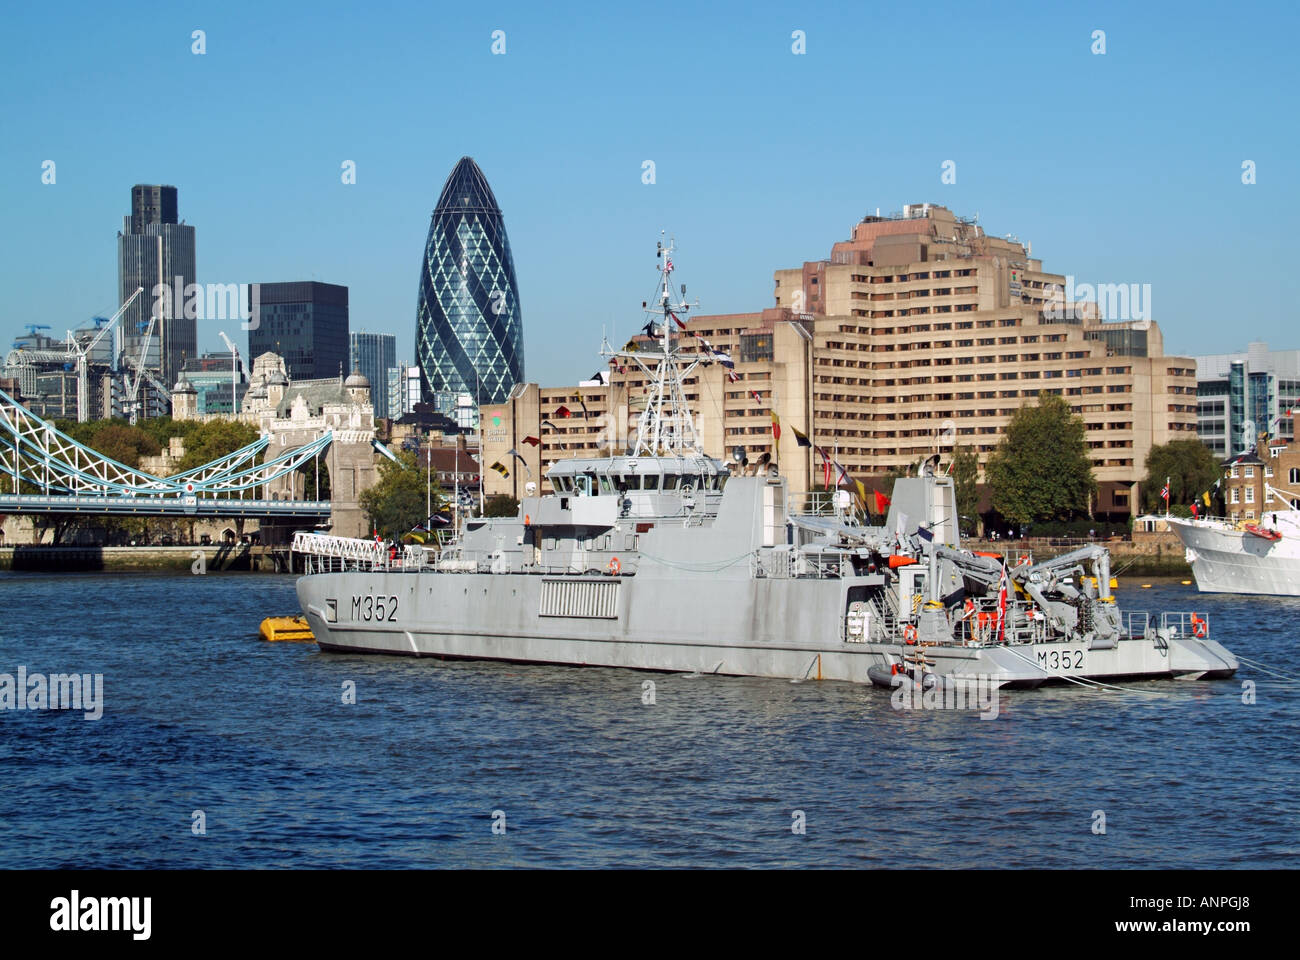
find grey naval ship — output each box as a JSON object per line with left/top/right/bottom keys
{"left": 294, "top": 242, "right": 1238, "bottom": 690}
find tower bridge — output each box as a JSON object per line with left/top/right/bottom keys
{"left": 0, "top": 353, "right": 384, "bottom": 539}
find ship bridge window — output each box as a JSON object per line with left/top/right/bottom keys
{"left": 620, "top": 475, "right": 641, "bottom": 490}
{"left": 663, "top": 475, "right": 679, "bottom": 490}
{"left": 576, "top": 475, "right": 594, "bottom": 496}
{"left": 644, "top": 475, "right": 659, "bottom": 490}
{"left": 598, "top": 475, "right": 613, "bottom": 494}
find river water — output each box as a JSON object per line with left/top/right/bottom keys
{"left": 1, "top": 571, "right": 1297, "bottom": 868}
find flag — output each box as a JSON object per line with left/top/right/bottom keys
{"left": 577, "top": 391, "right": 589, "bottom": 418}
{"left": 770, "top": 411, "right": 781, "bottom": 442}
{"left": 834, "top": 461, "right": 850, "bottom": 487}
{"left": 622, "top": 338, "right": 639, "bottom": 353}
{"left": 670, "top": 310, "right": 686, "bottom": 330}
{"left": 541, "top": 419, "right": 559, "bottom": 432}
{"left": 373, "top": 527, "right": 381, "bottom": 543}
{"left": 1191, "top": 503, "right": 1199, "bottom": 519}
{"left": 555, "top": 405, "right": 572, "bottom": 418}
{"left": 874, "top": 489, "right": 891, "bottom": 515}
{"left": 854, "top": 478, "right": 868, "bottom": 511}
{"left": 817, "top": 447, "right": 832, "bottom": 489}
{"left": 665, "top": 257, "right": 673, "bottom": 273}
{"left": 791, "top": 425, "right": 811, "bottom": 448}
{"left": 996, "top": 564, "right": 1009, "bottom": 642}
{"left": 490, "top": 461, "right": 509, "bottom": 478}
{"left": 750, "top": 390, "right": 762, "bottom": 404}
{"left": 507, "top": 448, "right": 531, "bottom": 478}
{"left": 726, "top": 369, "right": 740, "bottom": 383}
{"left": 641, "top": 321, "right": 658, "bottom": 338}
{"left": 522, "top": 436, "right": 540, "bottom": 447}
{"left": 1161, "top": 483, "right": 1170, "bottom": 502}
{"left": 1202, "top": 491, "right": 1211, "bottom": 507}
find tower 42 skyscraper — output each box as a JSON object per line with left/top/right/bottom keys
{"left": 416, "top": 157, "right": 524, "bottom": 409}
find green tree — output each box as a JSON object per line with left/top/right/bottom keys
{"left": 88, "top": 423, "right": 160, "bottom": 468}
{"left": 359, "top": 450, "right": 440, "bottom": 538}
{"left": 985, "top": 391, "right": 1096, "bottom": 525}
{"left": 951, "top": 445, "right": 980, "bottom": 535}
{"left": 481, "top": 494, "right": 519, "bottom": 518}
{"left": 174, "top": 419, "right": 259, "bottom": 473}
{"left": 1142, "top": 438, "right": 1221, "bottom": 514}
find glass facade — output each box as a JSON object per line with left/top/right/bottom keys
{"left": 350, "top": 332, "right": 396, "bottom": 418}
{"left": 416, "top": 157, "right": 524, "bottom": 407}
{"left": 248, "top": 281, "right": 350, "bottom": 382}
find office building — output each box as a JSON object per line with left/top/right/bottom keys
{"left": 349, "top": 332, "right": 396, "bottom": 418}
{"left": 482, "top": 204, "right": 1198, "bottom": 519}
{"left": 117, "top": 184, "right": 196, "bottom": 390}
{"left": 1194, "top": 342, "right": 1300, "bottom": 457}
{"left": 415, "top": 156, "right": 524, "bottom": 411}
{"left": 248, "top": 281, "right": 350, "bottom": 382}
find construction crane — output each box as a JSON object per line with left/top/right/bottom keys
{"left": 65, "top": 287, "right": 143, "bottom": 422}
{"left": 217, "top": 330, "right": 250, "bottom": 414}
{"left": 123, "top": 298, "right": 171, "bottom": 425}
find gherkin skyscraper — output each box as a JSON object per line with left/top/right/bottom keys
{"left": 416, "top": 157, "right": 524, "bottom": 410}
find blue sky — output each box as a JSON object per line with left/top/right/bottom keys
{"left": 1, "top": 0, "right": 1296, "bottom": 386}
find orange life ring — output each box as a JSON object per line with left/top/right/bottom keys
{"left": 609, "top": 557, "right": 621, "bottom": 576}
{"left": 902, "top": 623, "right": 918, "bottom": 644}
{"left": 1192, "top": 614, "right": 1207, "bottom": 638}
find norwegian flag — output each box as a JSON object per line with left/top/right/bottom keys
{"left": 1161, "top": 483, "right": 1170, "bottom": 502}
{"left": 996, "top": 564, "right": 1009, "bottom": 642}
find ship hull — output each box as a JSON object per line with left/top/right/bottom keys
{"left": 296, "top": 570, "right": 1237, "bottom": 687}
{"left": 1168, "top": 519, "right": 1300, "bottom": 596}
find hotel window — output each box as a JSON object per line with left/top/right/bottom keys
{"left": 1245, "top": 487, "right": 1254, "bottom": 504}
{"left": 1231, "top": 488, "right": 1240, "bottom": 504}
{"left": 1244, "top": 465, "right": 1254, "bottom": 478}
{"left": 1291, "top": 467, "right": 1300, "bottom": 484}
{"left": 1231, "top": 466, "right": 1239, "bottom": 478}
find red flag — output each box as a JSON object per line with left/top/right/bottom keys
{"left": 555, "top": 405, "right": 572, "bottom": 418}
{"left": 770, "top": 411, "right": 781, "bottom": 442}
{"left": 874, "top": 489, "right": 891, "bottom": 515}
{"left": 522, "top": 436, "right": 540, "bottom": 447}
{"left": 670, "top": 311, "right": 686, "bottom": 330}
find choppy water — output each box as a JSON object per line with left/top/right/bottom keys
{"left": 1, "top": 571, "right": 1297, "bottom": 868}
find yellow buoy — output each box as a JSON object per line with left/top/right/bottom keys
{"left": 259, "top": 615, "right": 314, "bottom": 643}
{"left": 1141, "top": 584, "right": 1153, "bottom": 589}
{"left": 1181, "top": 580, "right": 1192, "bottom": 586}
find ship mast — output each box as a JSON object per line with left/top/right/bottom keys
{"left": 601, "top": 237, "right": 705, "bottom": 457}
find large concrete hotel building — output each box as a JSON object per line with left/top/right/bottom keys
{"left": 482, "top": 205, "right": 1196, "bottom": 520}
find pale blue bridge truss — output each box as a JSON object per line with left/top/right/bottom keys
{"left": 0, "top": 386, "right": 332, "bottom": 521}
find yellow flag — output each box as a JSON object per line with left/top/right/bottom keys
{"left": 1202, "top": 491, "right": 1211, "bottom": 507}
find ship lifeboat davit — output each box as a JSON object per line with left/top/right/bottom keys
{"left": 259, "top": 615, "right": 315, "bottom": 642}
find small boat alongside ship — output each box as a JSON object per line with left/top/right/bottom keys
{"left": 293, "top": 242, "right": 1238, "bottom": 689}
{"left": 1165, "top": 506, "right": 1300, "bottom": 596}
